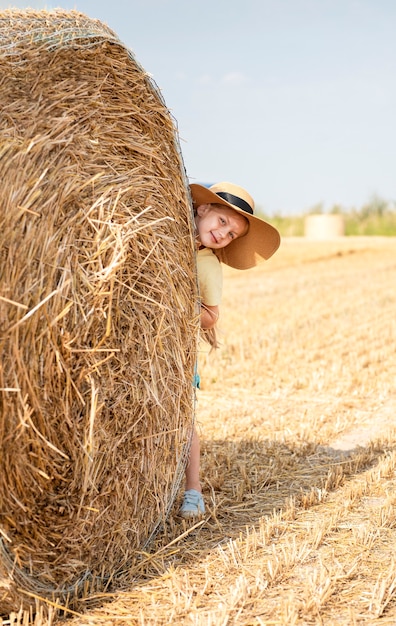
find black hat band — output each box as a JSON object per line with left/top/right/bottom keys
{"left": 215, "top": 191, "right": 253, "bottom": 215}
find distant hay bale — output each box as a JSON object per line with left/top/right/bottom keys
{"left": 0, "top": 9, "right": 198, "bottom": 615}
{"left": 304, "top": 214, "right": 345, "bottom": 239}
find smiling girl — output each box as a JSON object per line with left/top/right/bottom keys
{"left": 179, "top": 182, "right": 280, "bottom": 518}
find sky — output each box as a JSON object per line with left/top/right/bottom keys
{"left": 1, "top": 0, "right": 396, "bottom": 215}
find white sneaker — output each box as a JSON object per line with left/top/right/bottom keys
{"left": 179, "top": 489, "right": 205, "bottom": 518}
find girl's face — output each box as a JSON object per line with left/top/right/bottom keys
{"left": 195, "top": 204, "right": 248, "bottom": 250}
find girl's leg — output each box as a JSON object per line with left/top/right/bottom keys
{"left": 185, "top": 427, "right": 201, "bottom": 492}
{"left": 180, "top": 427, "right": 205, "bottom": 517}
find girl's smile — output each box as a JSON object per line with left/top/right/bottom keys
{"left": 195, "top": 204, "right": 248, "bottom": 250}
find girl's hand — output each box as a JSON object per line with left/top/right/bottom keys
{"left": 200, "top": 304, "right": 219, "bottom": 329}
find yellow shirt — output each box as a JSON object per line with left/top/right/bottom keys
{"left": 197, "top": 247, "right": 223, "bottom": 306}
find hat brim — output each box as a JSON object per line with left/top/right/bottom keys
{"left": 190, "top": 184, "right": 280, "bottom": 270}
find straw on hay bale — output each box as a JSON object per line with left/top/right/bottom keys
{"left": 304, "top": 214, "right": 345, "bottom": 239}
{"left": 0, "top": 9, "right": 198, "bottom": 614}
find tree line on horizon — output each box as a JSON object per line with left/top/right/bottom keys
{"left": 262, "top": 195, "right": 396, "bottom": 237}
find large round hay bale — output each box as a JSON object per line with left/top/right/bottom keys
{"left": 0, "top": 9, "right": 198, "bottom": 615}
{"left": 304, "top": 214, "right": 345, "bottom": 239}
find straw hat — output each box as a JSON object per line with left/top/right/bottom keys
{"left": 190, "top": 182, "right": 281, "bottom": 270}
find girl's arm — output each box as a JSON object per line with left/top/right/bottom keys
{"left": 200, "top": 303, "right": 219, "bottom": 330}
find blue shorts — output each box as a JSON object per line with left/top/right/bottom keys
{"left": 193, "top": 369, "right": 200, "bottom": 389}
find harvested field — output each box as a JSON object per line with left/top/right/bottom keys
{"left": 11, "top": 237, "right": 396, "bottom": 623}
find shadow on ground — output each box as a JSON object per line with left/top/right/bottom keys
{"left": 130, "top": 435, "right": 391, "bottom": 577}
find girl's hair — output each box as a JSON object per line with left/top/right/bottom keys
{"left": 201, "top": 326, "right": 219, "bottom": 350}
{"left": 194, "top": 203, "right": 226, "bottom": 350}
{"left": 194, "top": 201, "right": 231, "bottom": 215}
{"left": 200, "top": 303, "right": 220, "bottom": 350}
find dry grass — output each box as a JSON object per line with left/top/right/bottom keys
{"left": 28, "top": 236, "right": 394, "bottom": 625}
{"left": 1, "top": 13, "right": 395, "bottom": 623}
{"left": 0, "top": 8, "right": 198, "bottom": 616}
